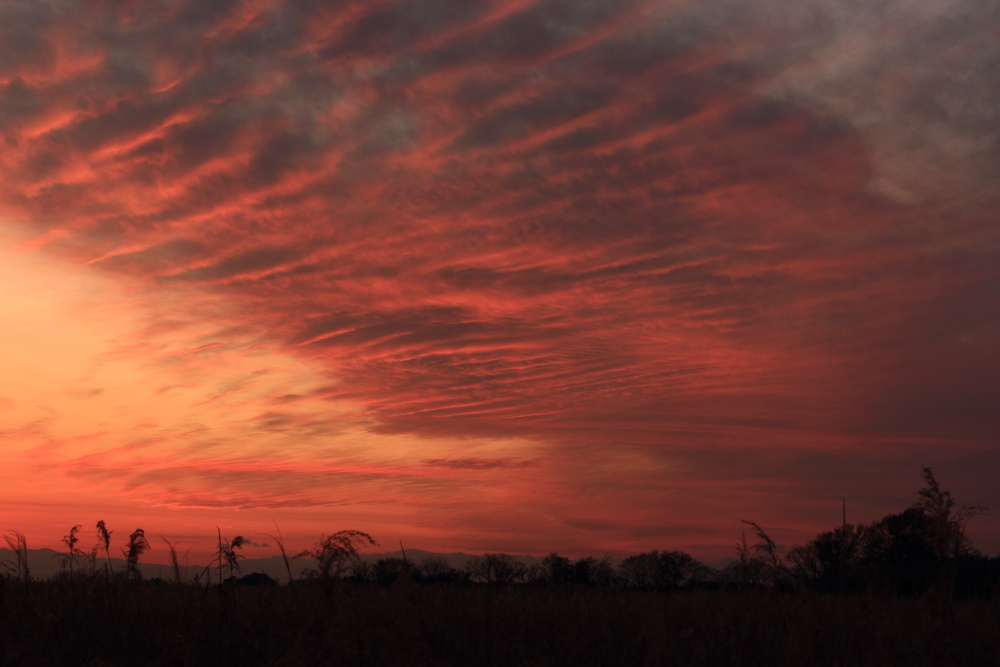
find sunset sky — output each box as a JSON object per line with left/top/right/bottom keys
{"left": 1, "top": 0, "right": 998, "bottom": 565}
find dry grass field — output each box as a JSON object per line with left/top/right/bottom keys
{"left": 1, "top": 577, "right": 998, "bottom": 666}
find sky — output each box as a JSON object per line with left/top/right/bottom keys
{"left": 1, "top": 0, "right": 998, "bottom": 566}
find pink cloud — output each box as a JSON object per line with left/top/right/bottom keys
{"left": 0, "top": 0, "right": 998, "bottom": 560}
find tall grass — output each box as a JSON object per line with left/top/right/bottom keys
{"left": 95, "top": 520, "right": 113, "bottom": 582}
{"left": 2, "top": 531, "right": 29, "bottom": 582}
{"left": 214, "top": 528, "right": 247, "bottom": 585}
{"left": 123, "top": 528, "right": 150, "bottom": 582}
{"left": 60, "top": 525, "right": 83, "bottom": 580}
{"left": 265, "top": 521, "right": 296, "bottom": 587}
{"left": 161, "top": 537, "right": 183, "bottom": 584}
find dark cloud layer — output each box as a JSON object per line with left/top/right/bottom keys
{"left": 2, "top": 0, "right": 998, "bottom": 553}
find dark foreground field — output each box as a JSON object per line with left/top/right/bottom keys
{"left": 1, "top": 579, "right": 998, "bottom": 666}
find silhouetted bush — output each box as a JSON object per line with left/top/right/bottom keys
{"left": 231, "top": 571, "right": 277, "bottom": 586}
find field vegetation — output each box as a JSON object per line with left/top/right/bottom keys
{"left": 1, "top": 469, "right": 998, "bottom": 665}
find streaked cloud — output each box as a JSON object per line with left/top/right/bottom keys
{"left": 0, "top": 0, "right": 997, "bottom": 560}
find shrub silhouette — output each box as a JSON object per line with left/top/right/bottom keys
{"left": 298, "top": 530, "right": 376, "bottom": 582}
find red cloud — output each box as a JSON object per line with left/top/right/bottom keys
{"left": 1, "top": 0, "right": 998, "bottom": 559}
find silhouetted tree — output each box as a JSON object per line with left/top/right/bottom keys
{"left": 857, "top": 470, "right": 987, "bottom": 597}
{"left": 570, "top": 557, "right": 602, "bottom": 585}
{"left": 620, "top": 553, "right": 654, "bottom": 589}
{"left": 466, "top": 553, "right": 527, "bottom": 586}
{"left": 419, "top": 555, "right": 462, "bottom": 583}
{"left": 591, "top": 555, "right": 618, "bottom": 587}
{"left": 864, "top": 507, "right": 937, "bottom": 594}
{"left": 620, "top": 550, "right": 705, "bottom": 590}
{"left": 787, "top": 523, "right": 869, "bottom": 592}
{"left": 540, "top": 553, "right": 573, "bottom": 585}
{"left": 659, "top": 551, "right": 700, "bottom": 588}
{"left": 913, "top": 467, "right": 987, "bottom": 599}
{"left": 373, "top": 557, "right": 414, "bottom": 585}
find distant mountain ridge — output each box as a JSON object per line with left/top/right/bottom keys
{"left": 0, "top": 547, "right": 546, "bottom": 583}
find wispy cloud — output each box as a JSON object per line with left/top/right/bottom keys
{"left": 0, "top": 0, "right": 997, "bottom": 559}
{"left": 423, "top": 458, "right": 539, "bottom": 470}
